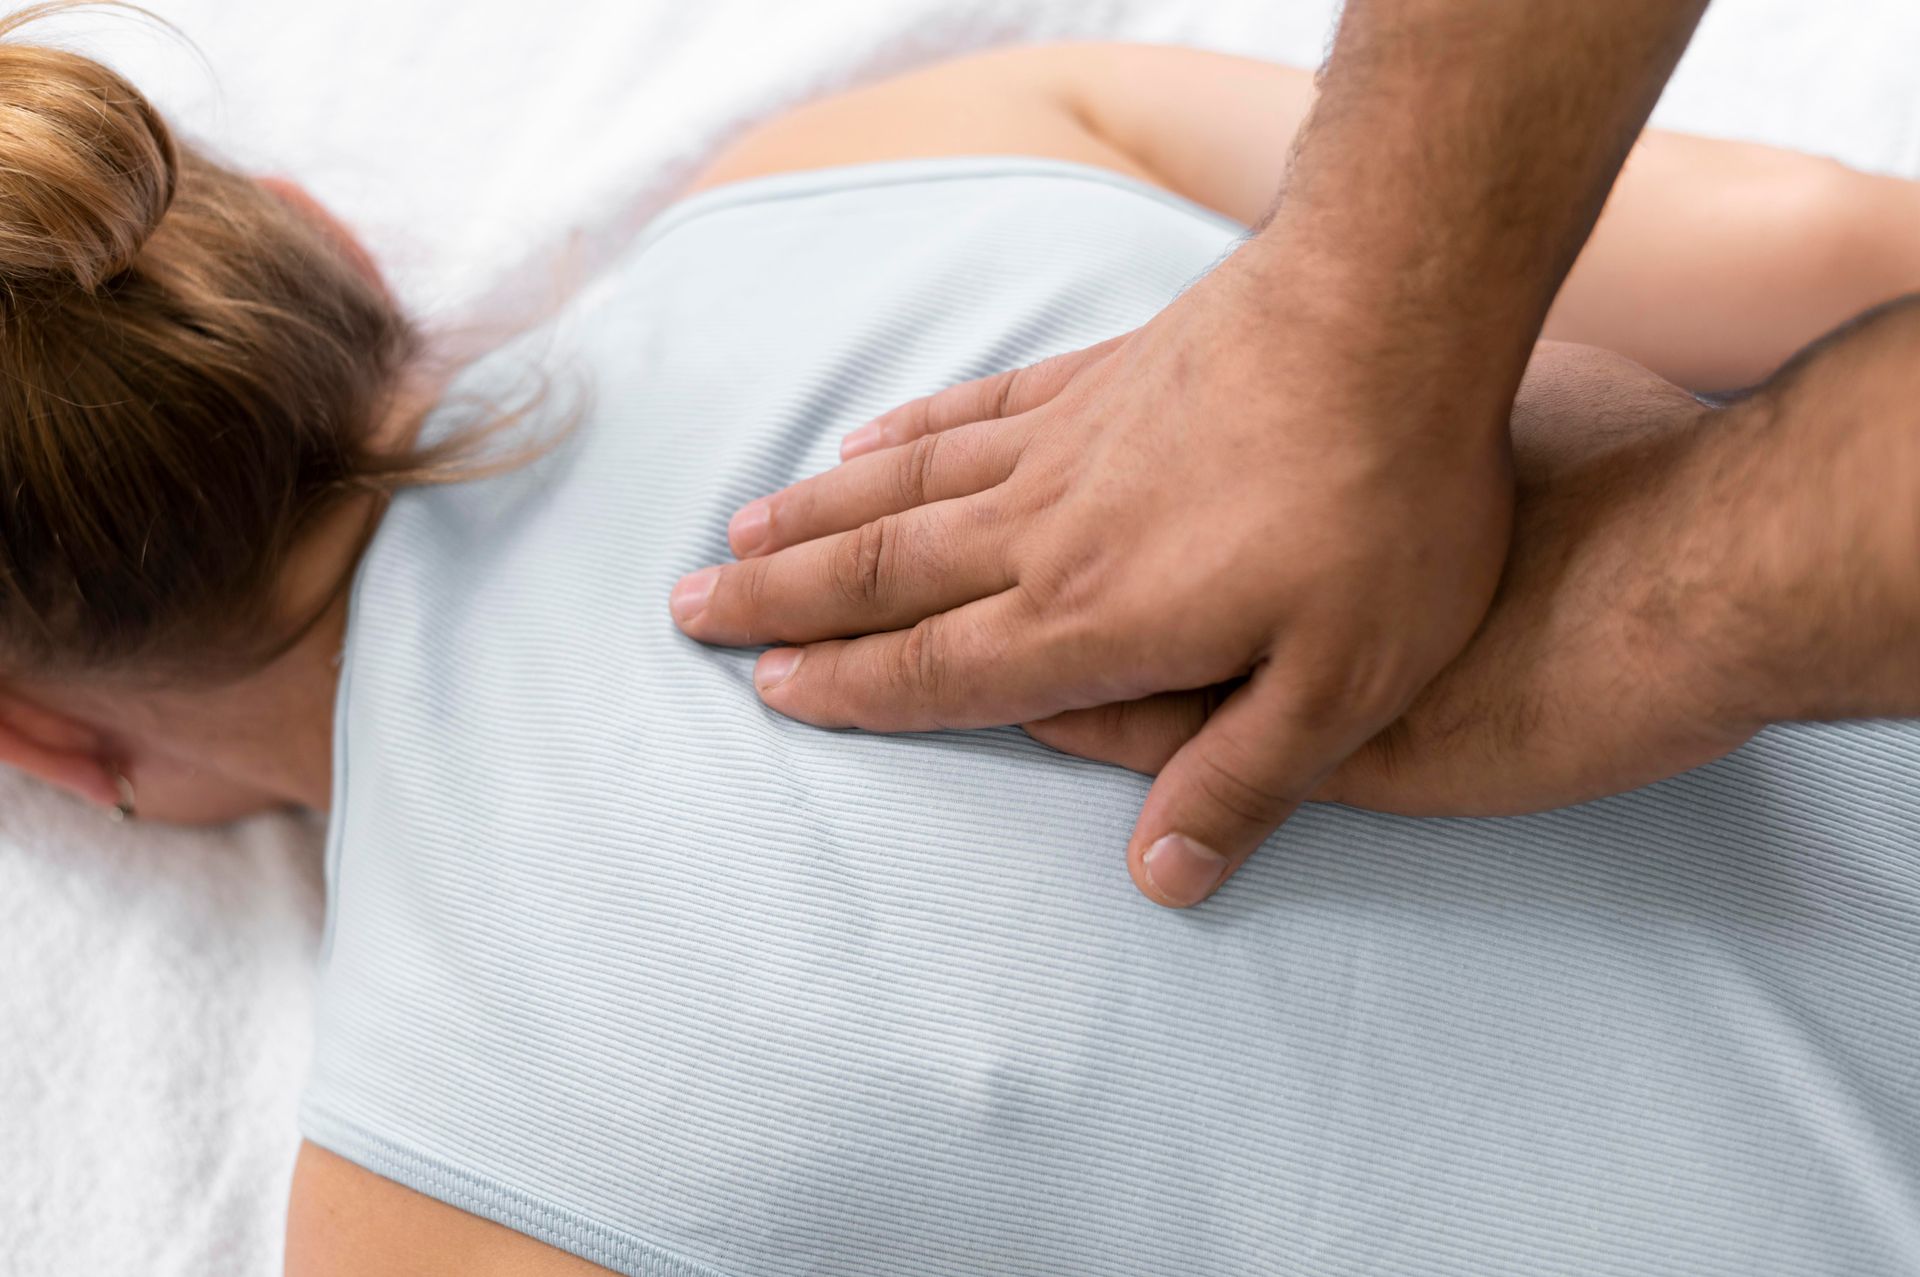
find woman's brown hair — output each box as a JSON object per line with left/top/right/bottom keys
{"left": 0, "top": 5, "right": 473, "bottom": 680}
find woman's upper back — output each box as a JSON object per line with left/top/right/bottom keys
{"left": 304, "top": 156, "right": 1920, "bottom": 1277}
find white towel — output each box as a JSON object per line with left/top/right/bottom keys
{"left": 2, "top": 2, "right": 1915, "bottom": 1273}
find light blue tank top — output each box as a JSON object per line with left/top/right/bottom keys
{"left": 304, "top": 158, "right": 1920, "bottom": 1276}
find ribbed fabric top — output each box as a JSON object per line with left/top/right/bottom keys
{"left": 304, "top": 158, "right": 1920, "bottom": 1276}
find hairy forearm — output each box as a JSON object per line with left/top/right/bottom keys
{"left": 1263, "top": 0, "right": 1710, "bottom": 417}
{"left": 1701, "top": 298, "right": 1920, "bottom": 726}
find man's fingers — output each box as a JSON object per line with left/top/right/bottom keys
{"left": 1127, "top": 671, "right": 1351, "bottom": 909}
{"left": 730, "top": 418, "right": 1022, "bottom": 559}
{"left": 1022, "top": 688, "right": 1224, "bottom": 774}
{"left": 752, "top": 591, "right": 1084, "bottom": 732}
{"left": 673, "top": 498, "right": 1012, "bottom": 646}
{"left": 840, "top": 335, "right": 1126, "bottom": 460}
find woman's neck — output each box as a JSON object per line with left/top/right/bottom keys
{"left": 252, "top": 378, "right": 442, "bottom": 813}
{"left": 247, "top": 492, "right": 386, "bottom": 813}
{"left": 89, "top": 501, "right": 365, "bottom": 821}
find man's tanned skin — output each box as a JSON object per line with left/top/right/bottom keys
{"left": 1033, "top": 301, "right": 1920, "bottom": 817}
{"left": 675, "top": 2, "right": 1716, "bottom": 905}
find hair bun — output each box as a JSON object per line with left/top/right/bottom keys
{"left": 0, "top": 29, "right": 178, "bottom": 295}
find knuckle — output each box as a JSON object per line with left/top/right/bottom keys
{"left": 1014, "top": 534, "right": 1107, "bottom": 623}
{"left": 705, "top": 560, "right": 768, "bottom": 641}
{"left": 760, "top": 487, "right": 801, "bottom": 540}
{"left": 958, "top": 482, "right": 1007, "bottom": 536}
{"left": 1032, "top": 346, "right": 1082, "bottom": 390}
{"left": 736, "top": 560, "right": 773, "bottom": 623}
{"left": 894, "top": 615, "right": 949, "bottom": 704}
{"left": 989, "top": 366, "right": 1024, "bottom": 421}
{"left": 900, "top": 395, "right": 935, "bottom": 443}
{"left": 897, "top": 434, "right": 942, "bottom": 509}
{"left": 998, "top": 572, "right": 1055, "bottom": 633}
{"left": 832, "top": 519, "right": 894, "bottom": 609}
{"left": 1008, "top": 441, "right": 1074, "bottom": 512}
{"left": 1187, "top": 745, "right": 1296, "bottom": 828}
{"left": 1000, "top": 408, "right": 1043, "bottom": 462}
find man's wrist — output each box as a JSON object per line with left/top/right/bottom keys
{"left": 1222, "top": 220, "right": 1531, "bottom": 444}
{"left": 1241, "top": 0, "right": 1710, "bottom": 439}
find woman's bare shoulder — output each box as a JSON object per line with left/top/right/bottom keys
{"left": 682, "top": 45, "right": 1156, "bottom": 196}
{"left": 284, "top": 1142, "right": 611, "bottom": 1277}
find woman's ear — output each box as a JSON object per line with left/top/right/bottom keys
{"left": 0, "top": 689, "right": 123, "bottom": 811}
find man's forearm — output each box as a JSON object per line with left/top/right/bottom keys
{"left": 1262, "top": 0, "right": 1711, "bottom": 419}
{"left": 1699, "top": 297, "right": 1920, "bottom": 726}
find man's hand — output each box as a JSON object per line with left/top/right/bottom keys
{"left": 1027, "top": 344, "right": 1766, "bottom": 815}
{"left": 672, "top": 250, "right": 1516, "bottom": 905}
{"left": 672, "top": 0, "right": 1715, "bottom": 908}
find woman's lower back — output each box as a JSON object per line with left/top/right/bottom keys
{"left": 291, "top": 158, "right": 1920, "bottom": 1276}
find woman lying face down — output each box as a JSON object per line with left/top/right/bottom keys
{"left": 11, "top": 14, "right": 1920, "bottom": 1267}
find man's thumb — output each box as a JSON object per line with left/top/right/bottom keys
{"left": 1127, "top": 673, "right": 1333, "bottom": 908}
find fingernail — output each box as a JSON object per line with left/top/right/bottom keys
{"left": 840, "top": 420, "right": 882, "bottom": 460}
{"left": 729, "top": 499, "right": 771, "bottom": 556}
{"left": 670, "top": 567, "right": 719, "bottom": 622}
{"left": 756, "top": 648, "right": 803, "bottom": 692}
{"left": 1142, "top": 834, "right": 1228, "bottom": 907}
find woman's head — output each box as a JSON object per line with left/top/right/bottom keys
{"left": 0, "top": 8, "right": 417, "bottom": 682}
{"left": 0, "top": 6, "right": 454, "bottom": 822}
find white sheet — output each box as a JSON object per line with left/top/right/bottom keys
{"left": 2, "top": 2, "right": 1915, "bottom": 1273}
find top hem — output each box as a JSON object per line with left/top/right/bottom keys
{"left": 300, "top": 1102, "right": 739, "bottom": 1277}
{"left": 639, "top": 154, "right": 1245, "bottom": 254}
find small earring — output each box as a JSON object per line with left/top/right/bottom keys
{"left": 107, "top": 768, "right": 136, "bottom": 823}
